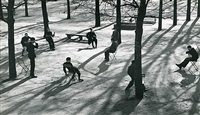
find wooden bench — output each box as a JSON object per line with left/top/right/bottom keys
{"left": 66, "top": 34, "right": 87, "bottom": 41}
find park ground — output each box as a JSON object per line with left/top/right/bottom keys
{"left": 0, "top": 0, "right": 200, "bottom": 115}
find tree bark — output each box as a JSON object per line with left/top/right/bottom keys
{"left": 116, "top": 0, "right": 121, "bottom": 44}
{"left": 25, "top": 0, "right": 28, "bottom": 16}
{"left": 198, "top": 0, "right": 200, "bottom": 17}
{"left": 95, "top": 0, "right": 100, "bottom": 27}
{"left": 41, "top": 0, "right": 50, "bottom": 35}
{"left": 134, "top": 0, "right": 147, "bottom": 99}
{"left": 186, "top": 0, "right": 191, "bottom": 21}
{"left": 173, "top": 0, "right": 177, "bottom": 25}
{"left": 158, "top": 0, "right": 162, "bottom": 31}
{"left": 7, "top": 0, "right": 17, "bottom": 79}
{"left": 67, "top": 0, "right": 70, "bottom": 19}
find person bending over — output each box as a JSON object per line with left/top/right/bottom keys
{"left": 63, "top": 57, "right": 83, "bottom": 82}
{"left": 176, "top": 45, "right": 199, "bottom": 69}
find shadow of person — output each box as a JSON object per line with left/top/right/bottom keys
{"left": 111, "top": 97, "right": 142, "bottom": 115}
{"left": 174, "top": 69, "right": 196, "bottom": 87}
{"left": 95, "top": 61, "right": 110, "bottom": 75}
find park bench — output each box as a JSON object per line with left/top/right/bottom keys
{"left": 66, "top": 33, "right": 87, "bottom": 41}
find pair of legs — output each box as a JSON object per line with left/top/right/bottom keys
{"left": 104, "top": 48, "right": 115, "bottom": 61}
{"left": 46, "top": 37, "right": 55, "bottom": 50}
{"left": 125, "top": 79, "right": 134, "bottom": 90}
{"left": 68, "top": 67, "right": 81, "bottom": 81}
{"left": 28, "top": 56, "right": 37, "bottom": 78}
{"left": 177, "top": 57, "right": 197, "bottom": 69}
{"left": 88, "top": 38, "right": 97, "bottom": 48}
{"left": 22, "top": 46, "right": 26, "bottom": 56}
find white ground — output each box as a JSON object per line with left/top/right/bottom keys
{"left": 0, "top": 0, "right": 200, "bottom": 115}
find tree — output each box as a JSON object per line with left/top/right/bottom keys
{"left": 186, "top": 0, "right": 191, "bottom": 21}
{"left": 158, "top": 0, "right": 162, "bottom": 31}
{"left": 0, "top": 0, "right": 18, "bottom": 80}
{"left": 116, "top": 0, "right": 121, "bottom": 44}
{"left": 24, "top": 0, "right": 28, "bottom": 16}
{"left": 95, "top": 0, "right": 100, "bottom": 27}
{"left": 198, "top": 0, "right": 200, "bottom": 17}
{"left": 41, "top": 0, "right": 50, "bottom": 35}
{"left": 67, "top": 0, "right": 70, "bottom": 19}
{"left": 173, "top": 0, "right": 177, "bottom": 25}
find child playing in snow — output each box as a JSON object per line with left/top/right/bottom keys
{"left": 63, "top": 57, "right": 83, "bottom": 82}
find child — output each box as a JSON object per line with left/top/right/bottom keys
{"left": 63, "top": 57, "right": 83, "bottom": 82}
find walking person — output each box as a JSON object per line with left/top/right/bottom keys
{"left": 86, "top": 28, "right": 97, "bottom": 48}
{"left": 104, "top": 28, "right": 119, "bottom": 61}
{"left": 125, "top": 60, "right": 147, "bottom": 99}
{"left": 44, "top": 29, "right": 55, "bottom": 51}
{"left": 63, "top": 57, "right": 83, "bottom": 82}
{"left": 176, "top": 45, "right": 199, "bottom": 69}
{"left": 21, "top": 33, "right": 31, "bottom": 56}
{"left": 26, "top": 37, "right": 38, "bottom": 78}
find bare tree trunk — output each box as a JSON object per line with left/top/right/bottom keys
{"left": 173, "top": 0, "right": 177, "bottom": 25}
{"left": 116, "top": 0, "right": 121, "bottom": 44}
{"left": 25, "top": 0, "right": 28, "bottom": 16}
{"left": 95, "top": 0, "right": 100, "bottom": 27}
{"left": 198, "top": 0, "right": 200, "bottom": 17}
{"left": 7, "top": 0, "right": 17, "bottom": 79}
{"left": 41, "top": 0, "right": 50, "bottom": 35}
{"left": 134, "top": 0, "right": 147, "bottom": 99}
{"left": 67, "top": 0, "right": 70, "bottom": 19}
{"left": 0, "top": 0, "right": 4, "bottom": 20}
{"left": 186, "top": 0, "right": 191, "bottom": 21}
{"left": 158, "top": 0, "right": 162, "bottom": 31}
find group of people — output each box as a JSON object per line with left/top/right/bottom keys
{"left": 20, "top": 28, "right": 199, "bottom": 98}
{"left": 21, "top": 33, "right": 38, "bottom": 78}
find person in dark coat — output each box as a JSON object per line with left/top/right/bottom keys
{"left": 63, "top": 57, "right": 83, "bottom": 82}
{"left": 104, "top": 28, "right": 119, "bottom": 61}
{"left": 26, "top": 37, "right": 38, "bottom": 78}
{"left": 86, "top": 28, "right": 97, "bottom": 48}
{"left": 125, "top": 60, "right": 147, "bottom": 91}
{"left": 21, "top": 33, "right": 31, "bottom": 56}
{"left": 176, "top": 45, "right": 199, "bottom": 69}
{"left": 44, "top": 29, "right": 55, "bottom": 51}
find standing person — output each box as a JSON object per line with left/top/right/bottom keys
{"left": 63, "top": 57, "right": 83, "bottom": 82}
{"left": 44, "top": 29, "right": 55, "bottom": 51}
{"left": 86, "top": 28, "right": 97, "bottom": 48}
{"left": 125, "top": 60, "right": 147, "bottom": 91}
{"left": 104, "top": 28, "right": 119, "bottom": 61}
{"left": 26, "top": 37, "right": 38, "bottom": 78}
{"left": 21, "top": 33, "right": 31, "bottom": 56}
{"left": 176, "top": 45, "right": 199, "bottom": 69}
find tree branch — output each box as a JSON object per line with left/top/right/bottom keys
{"left": 14, "top": 1, "right": 25, "bottom": 9}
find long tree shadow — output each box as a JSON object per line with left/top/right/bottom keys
{"left": 111, "top": 97, "right": 142, "bottom": 115}
{"left": 0, "top": 75, "right": 66, "bottom": 115}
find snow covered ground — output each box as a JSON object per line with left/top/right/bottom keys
{"left": 0, "top": 0, "right": 200, "bottom": 115}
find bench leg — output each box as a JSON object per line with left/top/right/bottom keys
{"left": 79, "top": 36, "right": 83, "bottom": 41}
{"left": 67, "top": 35, "right": 71, "bottom": 39}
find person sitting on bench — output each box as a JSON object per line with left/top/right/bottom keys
{"left": 176, "top": 45, "right": 199, "bottom": 69}
{"left": 63, "top": 57, "right": 83, "bottom": 82}
{"left": 86, "top": 28, "right": 97, "bottom": 48}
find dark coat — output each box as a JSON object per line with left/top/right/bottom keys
{"left": 186, "top": 48, "right": 199, "bottom": 60}
{"left": 26, "top": 42, "right": 38, "bottom": 58}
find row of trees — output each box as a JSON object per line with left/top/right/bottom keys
{"left": 0, "top": 0, "right": 200, "bottom": 98}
